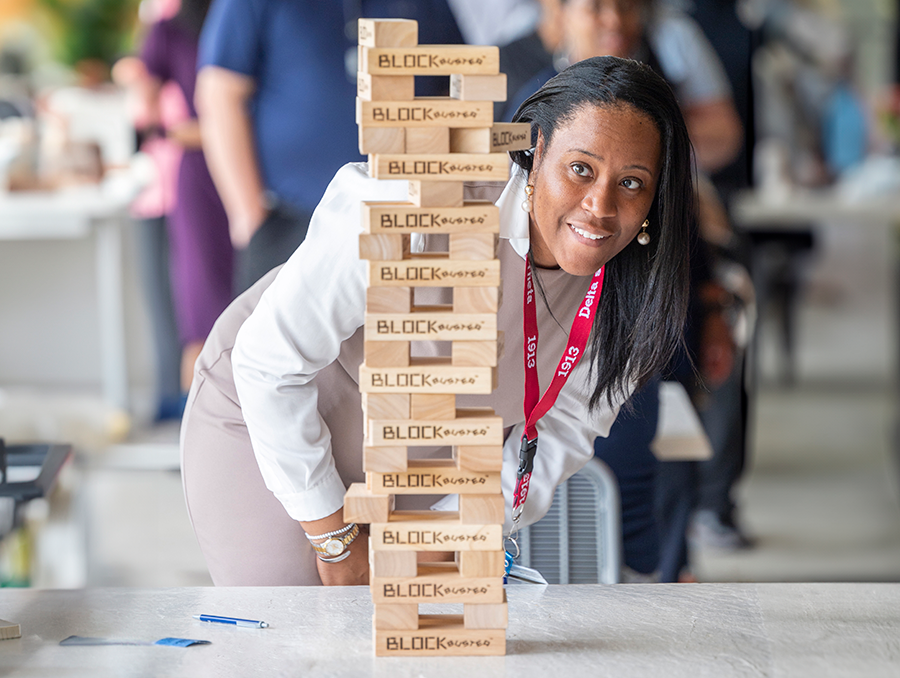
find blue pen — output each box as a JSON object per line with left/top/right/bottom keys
{"left": 193, "top": 614, "right": 269, "bottom": 628}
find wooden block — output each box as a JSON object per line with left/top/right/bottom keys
{"left": 452, "top": 340, "right": 500, "bottom": 367}
{"left": 367, "top": 408, "right": 503, "bottom": 448}
{"left": 459, "top": 494, "right": 505, "bottom": 525}
{"left": 408, "top": 180, "right": 464, "bottom": 207}
{"left": 359, "top": 358, "right": 495, "bottom": 395}
{"left": 372, "top": 561, "right": 504, "bottom": 604}
{"left": 370, "top": 547, "right": 418, "bottom": 578}
{"left": 449, "top": 123, "right": 531, "bottom": 153}
{"left": 370, "top": 511, "right": 502, "bottom": 551}
{"left": 364, "top": 340, "right": 410, "bottom": 367}
{"left": 344, "top": 482, "right": 394, "bottom": 524}
{"left": 359, "top": 233, "right": 408, "bottom": 261}
{"left": 369, "top": 153, "right": 509, "bottom": 182}
{"left": 453, "top": 286, "right": 500, "bottom": 313}
{"left": 365, "top": 310, "right": 496, "bottom": 342}
{"left": 464, "top": 596, "right": 508, "bottom": 630}
{"left": 375, "top": 615, "right": 505, "bottom": 656}
{"left": 366, "top": 286, "right": 412, "bottom": 313}
{"left": 449, "top": 233, "right": 498, "bottom": 260}
{"left": 368, "top": 459, "right": 501, "bottom": 495}
{"left": 405, "top": 127, "right": 450, "bottom": 154}
{"left": 453, "top": 445, "right": 504, "bottom": 472}
{"left": 410, "top": 393, "right": 456, "bottom": 420}
{"left": 356, "top": 98, "right": 493, "bottom": 128}
{"left": 363, "top": 445, "right": 408, "bottom": 473}
{"left": 374, "top": 603, "right": 419, "bottom": 630}
{"left": 357, "top": 73, "right": 416, "bottom": 102}
{"left": 0, "top": 619, "right": 21, "bottom": 640}
{"left": 362, "top": 393, "right": 409, "bottom": 420}
{"left": 359, "top": 45, "right": 500, "bottom": 76}
{"left": 367, "top": 257, "right": 501, "bottom": 288}
{"left": 358, "top": 18, "right": 418, "bottom": 48}
{"left": 362, "top": 201, "right": 499, "bottom": 234}
{"left": 457, "top": 550, "right": 506, "bottom": 578}
{"left": 359, "top": 125, "right": 405, "bottom": 154}
{"left": 449, "top": 73, "right": 507, "bottom": 101}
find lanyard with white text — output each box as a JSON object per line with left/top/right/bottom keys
{"left": 511, "top": 257, "right": 605, "bottom": 524}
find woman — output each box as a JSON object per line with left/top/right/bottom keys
{"left": 181, "top": 56, "right": 693, "bottom": 586}
{"left": 140, "top": 0, "right": 235, "bottom": 393}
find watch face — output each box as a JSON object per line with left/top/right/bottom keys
{"left": 323, "top": 538, "right": 344, "bottom": 556}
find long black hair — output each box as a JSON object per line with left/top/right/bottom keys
{"left": 509, "top": 55, "right": 694, "bottom": 410}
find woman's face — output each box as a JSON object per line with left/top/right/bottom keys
{"left": 564, "top": 0, "right": 647, "bottom": 61}
{"left": 528, "top": 102, "right": 662, "bottom": 277}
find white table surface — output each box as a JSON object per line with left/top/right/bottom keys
{"left": 1, "top": 584, "right": 897, "bottom": 677}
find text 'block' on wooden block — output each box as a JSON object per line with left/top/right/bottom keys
{"left": 449, "top": 123, "right": 532, "bottom": 154}
{"left": 359, "top": 359, "right": 496, "bottom": 395}
{"left": 362, "top": 201, "right": 499, "bottom": 235}
{"left": 365, "top": 311, "right": 497, "bottom": 341}
{"left": 375, "top": 617, "right": 505, "bottom": 657}
{"left": 357, "top": 98, "right": 494, "bottom": 129}
{"left": 371, "top": 561, "right": 505, "bottom": 604}
{"left": 369, "top": 153, "right": 509, "bottom": 182}
{"left": 368, "top": 459, "right": 501, "bottom": 495}
{"left": 366, "top": 258, "right": 501, "bottom": 288}
{"left": 367, "top": 411, "right": 503, "bottom": 449}
{"left": 360, "top": 45, "right": 500, "bottom": 76}
{"left": 370, "top": 511, "right": 503, "bottom": 551}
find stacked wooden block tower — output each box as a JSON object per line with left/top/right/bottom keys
{"left": 343, "top": 18, "right": 530, "bottom": 657}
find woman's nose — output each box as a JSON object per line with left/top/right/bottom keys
{"left": 581, "top": 183, "right": 616, "bottom": 218}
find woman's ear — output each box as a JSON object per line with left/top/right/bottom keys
{"left": 531, "top": 128, "right": 546, "bottom": 181}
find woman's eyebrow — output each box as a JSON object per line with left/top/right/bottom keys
{"left": 567, "top": 148, "right": 655, "bottom": 174}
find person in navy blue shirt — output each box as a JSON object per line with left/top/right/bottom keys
{"left": 196, "top": 0, "right": 463, "bottom": 293}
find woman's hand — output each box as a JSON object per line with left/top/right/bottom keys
{"left": 300, "top": 509, "right": 369, "bottom": 586}
{"left": 315, "top": 529, "right": 370, "bottom": 586}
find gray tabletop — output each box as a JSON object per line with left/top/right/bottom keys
{"left": 1, "top": 584, "right": 898, "bottom": 677}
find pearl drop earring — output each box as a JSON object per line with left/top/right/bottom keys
{"left": 521, "top": 183, "right": 534, "bottom": 213}
{"left": 637, "top": 219, "right": 650, "bottom": 246}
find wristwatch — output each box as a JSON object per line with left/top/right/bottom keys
{"left": 309, "top": 523, "right": 360, "bottom": 558}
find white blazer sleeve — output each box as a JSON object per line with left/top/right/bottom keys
{"left": 499, "top": 357, "right": 625, "bottom": 530}
{"left": 231, "top": 163, "right": 407, "bottom": 521}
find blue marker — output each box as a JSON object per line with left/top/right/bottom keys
{"left": 193, "top": 614, "right": 268, "bottom": 628}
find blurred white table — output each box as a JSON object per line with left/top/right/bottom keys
{"left": 731, "top": 188, "right": 900, "bottom": 229}
{"left": 0, "top": 168, "right": 147, "bottom": 410}
{"left": 1, "top": 583, "right": 898, "bottom": 677}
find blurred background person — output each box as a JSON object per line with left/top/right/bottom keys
{"left": 195, "top": 0, "right": 465, "bottom": 294}
{"left": 138, "top": 0, "right": 235, "bottom": 394}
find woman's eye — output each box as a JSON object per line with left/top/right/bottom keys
{"left": 571, "top": 163, "right": 590, "bottom": 176}
{"left": 622, "top": 178, "right": 642, "bottom": 189}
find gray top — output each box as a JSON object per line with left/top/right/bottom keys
{"left": 2, "top": 583, "right": 898, "bottom": 676}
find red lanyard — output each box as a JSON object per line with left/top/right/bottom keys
{"left": 511, "top": 257, "right": 605, "bottom": 522}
